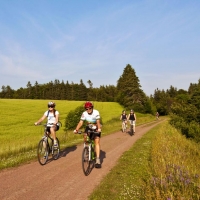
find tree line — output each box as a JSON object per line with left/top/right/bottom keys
{"left": 0, "top": 64, "right": 155, "bottom": 114}
{"left": 1, "top": 64, "right": 200, "bottom": 141}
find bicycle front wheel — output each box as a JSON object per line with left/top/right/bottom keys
{"left": 37, "top": 139, "right": 48, "bottom": 165}
{"left": 130, "top": 125, "right": 134, "bottom": 136}
{"left": 122, "top": 122, "right": 126, "bottom": 132}
{"left": 82, "top": 146, "right": 91, "bottom": 176}
{"left": 52, "top": 137, "right": 60, "bottom": 160}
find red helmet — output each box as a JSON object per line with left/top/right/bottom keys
{"left": 84, "top": 101, "right": 93, "bottom": 108}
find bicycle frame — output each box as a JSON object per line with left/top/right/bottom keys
{"left": 79, "top": 130, "right": 98, "bottom": 176}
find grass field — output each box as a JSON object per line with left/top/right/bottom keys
{"left": 0, "top": 99, "right": 156, "bottom": 169}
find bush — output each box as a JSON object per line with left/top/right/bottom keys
{"left": 65, "top": 105, "right": 85, "bottom": 131}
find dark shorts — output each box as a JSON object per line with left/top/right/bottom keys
{"left": 46, "top": 125, "right": 59, "bottom": 132}
{"left": 84, "top": 126, "right": 101, "bottom": 140}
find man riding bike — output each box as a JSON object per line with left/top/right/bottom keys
{"left": 74, "top": 101, "right": 102, "bottom": 168}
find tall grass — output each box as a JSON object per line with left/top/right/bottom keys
{"left": 145, "top": 123, "right": 200, "bottom": 199}
{"left": 89, "top": 121, "right": 200, "bottom": 200}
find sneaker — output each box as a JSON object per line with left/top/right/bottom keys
{"left": 95, "top": 158, "right": 101, "bottom": 168}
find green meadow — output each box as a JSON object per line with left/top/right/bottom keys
{"left": 0, "top": 99, "right": 155, "bottom": 169}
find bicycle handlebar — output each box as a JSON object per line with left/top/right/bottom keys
{"left": 77, "top": 130, "right": 100, "bottom": 134}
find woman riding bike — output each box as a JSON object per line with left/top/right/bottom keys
{"left": 120, "top": 110, "right": 128, "bottom": 130}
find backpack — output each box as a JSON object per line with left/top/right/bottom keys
{"left": 47, "top": 110, "right": 62, "bottom": 127}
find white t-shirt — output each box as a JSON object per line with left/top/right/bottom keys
{"left": 80, "top": 109, "right": 100, "bottom": 124}
{"left": 44, "top": 110, "right": 59, "bottom": 127}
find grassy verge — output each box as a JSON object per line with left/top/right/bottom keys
{"left": 89, "top": 120, "right": 200, "bottom": 200}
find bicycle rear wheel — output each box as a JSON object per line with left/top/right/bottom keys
{"left": 37, "top": 139, "right": 48, "bottom": 165}
{"left": 82, "top": 146, "right": 91, "bottom": 176}
{"left": 52, "top": 137, "right": 60, "bottom": 160}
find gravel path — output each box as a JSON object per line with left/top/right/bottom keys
{"left": 0, "top": 121, "right": 162, "bottom": 200}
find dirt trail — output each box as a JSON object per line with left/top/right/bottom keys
{"left": 0, "top": 120, "right": 163, "bottom": 200}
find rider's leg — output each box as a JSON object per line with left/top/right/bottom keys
{"left": 133, "top": 121, "right": 136, "bottom": 132}
{"left": 50, "top": 126, "right": 57, "bottom": 144}
{"left": 94, "top": 137, "right": 101, "bottom": 166}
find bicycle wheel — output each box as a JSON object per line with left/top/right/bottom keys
{"left": 37, "top": 139, "right": 48, "bottom": 165}
{"left": 122, "top": 122, "right": 126, "bottom": 132}
{"left": 52, "top": 137, "right": 60, "bottom": 160}
{"left": 82, "top": 146, "right": 91, "bottom": 176}
{"left": 130, "top": 125, "right": 134, "bottom": 136}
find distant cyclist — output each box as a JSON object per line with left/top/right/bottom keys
{"left": 34, "top": 101, "right": 60, "bottom": 148}
{"left": 73, "top": 101, "right": 102, "bottom": 168}
{"left": 156, "top": 111, "right": 159, "bottom": 120}
{"left": 127, "top": 109, "right": 136, "bottom": 133}
{"left": 120, "top": 110, "right": 128, "bottom": 128}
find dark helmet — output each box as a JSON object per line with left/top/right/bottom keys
{"left": 48, "top": 101, "right": 56, "bottom": 107}
{"left": 84, "top": 101, "right": 93, "bottom": 108}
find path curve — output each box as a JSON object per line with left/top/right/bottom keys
{"left": 0, "top": 120, "right": 163, "bottom": 200}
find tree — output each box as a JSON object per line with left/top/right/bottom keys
{"left": 116, "top": 64, "right": 147, "bottom": 112}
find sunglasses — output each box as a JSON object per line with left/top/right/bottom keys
{"left": 85, "top": 107, "right": 92, "bottom": 110}
{"left": 48, "top": 106, "right": 54, "bottom": 108}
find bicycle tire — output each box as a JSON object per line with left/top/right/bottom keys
{"left": 37, "top": 139, "right": 48, "bottom": 165}
{"left": 130, "top": 125, "right": 134, "bottom": 136}
{"left": 82, "top": 146, "right": 91, "bottom": 176}
{"left": 122, "top": 122, "right": 126, "bottom": 132}
{"left": 52, "top": 137, "right": 60, "bottom": 160}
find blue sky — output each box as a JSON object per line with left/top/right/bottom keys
{"left": 0, "top": 0, "right": 200, "bottom": 96}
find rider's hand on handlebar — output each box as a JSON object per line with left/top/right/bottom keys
{"left": 97, "top": 128, "right": 101, "bottom": 132}
{"left": 34, "top": 122, "right": 38, "bottom": 126}
{"left": 73, "top": 129, "right": 78, "bottom": 134}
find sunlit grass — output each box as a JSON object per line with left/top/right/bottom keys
{"left": 89, "top": 121, "right": 200, "bottom": 200}
{"left": 0, "top": 99, "right": 155, "bottom": 170}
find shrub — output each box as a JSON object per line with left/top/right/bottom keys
{"left": 65, "top": 105, "right": 85, "bottom": 131}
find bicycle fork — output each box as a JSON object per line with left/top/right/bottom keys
{"left": 84, "top": 143, "right": 95, "bottom": 161}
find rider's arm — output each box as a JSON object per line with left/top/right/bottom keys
{"left": 35, "top": 114, "right": 46, "bottom": 125}
{"left": 96, "top": 119, "right": 101, "bottom": 132}
{"left": 120, "top": 115, "right": 122, "bottom": 120}
{"left": 75, "top": 120, "right": 84, "bottom": 131}
{"left": 127, "top": 114, "right": 130, "bottom": 120}
{"left": 134, "top": 114, "right": 136, "bottom": 121}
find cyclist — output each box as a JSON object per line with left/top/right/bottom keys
{"left": 74, "top": 101, "right": 102, "bottom": 168}
{"left": 34, "top": 101, "right": 60, "bottom": 148}
{"left": 120, "top": 110, "right": 128, "bottom": 129}
{"left": 156, "top": 111, "right": 159, "bottom": 120}
{"left": 127, "top": 109, "right": 136, "bottom": 133}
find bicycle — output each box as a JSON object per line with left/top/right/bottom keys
{"left": 78, "top": 130, "right": 98, "bottom": 176}
{"left": 121, "top": 119, "right": 127, "bottom": 132}
{"left": 129, "top": 120, "right": 135, "bottom": 136}
{"left": 37, "top": 124, "right": 60, "bottom": 165}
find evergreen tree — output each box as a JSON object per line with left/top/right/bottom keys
{"left": 116, "top": 64, "right": 147, "bottom": 112}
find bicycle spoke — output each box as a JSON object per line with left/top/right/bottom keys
{"left": 37, "top": 140, "right": 48, "bottom": 165}
{"left": 82, "top": 146, "right": 92, "bottom": 176}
